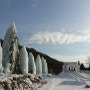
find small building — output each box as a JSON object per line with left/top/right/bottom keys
{"left": 63, "top": 62, "right": 80, "bottom": 71}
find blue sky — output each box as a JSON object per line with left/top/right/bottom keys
{"left": 0, "top": 0, "right": 90, "bottom": 63}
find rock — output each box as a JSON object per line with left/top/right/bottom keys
{"left": 0, "top": 74, "right": 42, "bottom": 90}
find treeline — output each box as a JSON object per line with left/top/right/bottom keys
{"left": 80, "top": 63, "right": 90, "bottom": 70}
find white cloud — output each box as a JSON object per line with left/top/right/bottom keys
{"left": 51, "top": 55, "right": 87, "bottom": 62}
{"left": 51, "top": 54, "right": 88, "bottom": 66}
{"left": 82, "top": 29, "right": 90, "bottom": 34}
{"left": 23, "top": 31, "right": 90, "bottom": 45}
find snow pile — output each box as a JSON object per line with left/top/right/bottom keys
{"left": 56, "top": 71, "right": 69, "bottom": 78}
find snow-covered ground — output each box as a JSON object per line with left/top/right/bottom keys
{"left": 0, "top": 71, "right": 90, "bottom": 90}
{"left": 33, "top": 71, "right": 90, "bottom": 90}
{"left": 0, "top": 85, "right": 3, "bottom": 90}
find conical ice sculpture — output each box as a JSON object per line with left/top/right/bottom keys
{"left": 42, "top": 57, "right": 48, "bottom": 74}
{"left": 36, "top": 55, "right": 42, "bottom": 75}
{"left": 2, "top": 22, "right": 20, "bottom": 74}
{"left": 28, "top": 52, "right": 36, "bottom": 74}
{"left": 19, "top": 46, "right": 28, "bottom": 74}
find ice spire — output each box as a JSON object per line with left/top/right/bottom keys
{"left": 42, "top": 57, "right": 48, "bottom": 74}
{"left": 5, "top": 22, "right": 16, "bottom": 39}
{"left": 19, "top": 46, "right": 28, "bottom": 74}
{"left": 28, "top": 52, "right": 36, "bottom": 74}
{"left": 2, "top": 22, "right": 20, "bottom": 74}
{"left": 36, "top": 55, "right": 42, "bottom": 75}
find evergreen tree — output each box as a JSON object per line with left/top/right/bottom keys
{"left": 80, "top": 63, "right": 85, "bottom": 70}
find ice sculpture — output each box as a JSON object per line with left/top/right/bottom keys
{"left": 42, "top": 57, "right": 48, "bottom": 74}
{"left": 2, "top": 22, "right": 20, "bottom": 74}
{"left": 19, "top": 46, "right": 28, "bottom": 74}
{"left": 36, "top": 55, "right": 42, "bottom": 75}
{"left": 28, "top": 52, "right": 36, "bottom": 74}
{"left": 45, "top": 61, "right": 48, "bottom": 74}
